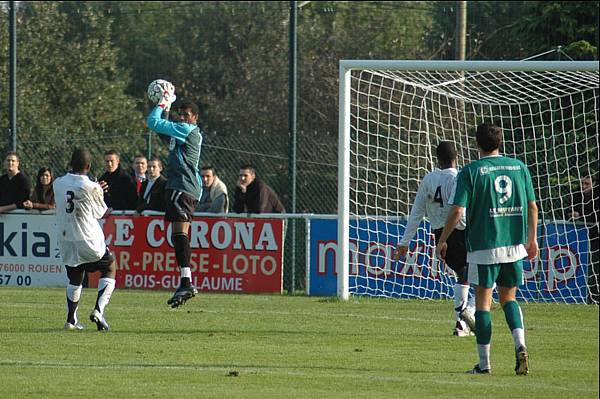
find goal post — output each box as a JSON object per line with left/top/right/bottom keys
{"left": 337, "top": 60, "right": 599, "bottom": 303}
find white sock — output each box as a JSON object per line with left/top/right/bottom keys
{"left": 96, "top": 278, "right": 116, "bottom": 315}
{"left": 512, "top": 328, "right": 526, "bottom": 350}
{"left": 66, "top": 284, "right": 82, "bottom": 323}
{"left": 180, "top": 267, "right": 192, "bottom": 279}
{"left": 478, "top": 344, "right": 491, "bottom": 370}
{"left": 454, "top": 283, "right": 470, "bottom": 320}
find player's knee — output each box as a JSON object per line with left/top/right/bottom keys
{"left": 105, "top": 260, "right": 117, "bottom": 278}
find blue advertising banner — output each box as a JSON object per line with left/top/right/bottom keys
{"left": 308, "top": 218, "right": 590, "bottom": 303}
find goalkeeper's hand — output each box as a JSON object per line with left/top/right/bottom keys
{"left": 157, "top": 82, "right": 176, "bottom": 111}
{"left": 158, "top": 93, "right": 176, "bottom": 112}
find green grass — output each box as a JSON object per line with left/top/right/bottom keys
{"left": 0, "top": 288, "right": 598, "bottom": 398}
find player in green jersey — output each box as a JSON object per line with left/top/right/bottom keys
{"left": 437, "top": 123, "right": 538, "bottom": 375}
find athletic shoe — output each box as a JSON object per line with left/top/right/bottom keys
{"left": 64, "top": 321, "right": 84, "bottom": 330}
{"left": 453, "top": 321, "right": 474, "bottom": 337}
{"left": 458, "top": 307, "right": 476, "bottom": 332}
{"left": 89, "top": 309, "right": 110, "bottom": 331}
{"left": 515, "top": 346, "right": 529, "bottom": 375}
{"left": 467, "top": 364, "right": 491, "bottom": 374}
{"left": 167, "top": 285, "right": 198, "bottom": 309}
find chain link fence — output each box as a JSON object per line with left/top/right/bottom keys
{"left": 12, "top": 128, "right": 338, "bottom": 293}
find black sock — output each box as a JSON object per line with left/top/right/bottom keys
{"left": 173, "top": 233, "right": 191, "bottom": 268}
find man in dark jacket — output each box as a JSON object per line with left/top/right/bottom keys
{"left": 0, "top": 151, "right": 31, "bottom": 213}
{"left": 98, "top": 150, "right": 138, "bottom": 211}
{"left": 233, "top": 164, "right": 285, "bottom": 214}
{"left": 136, "top": 158, "right": 167, "bottom": 213}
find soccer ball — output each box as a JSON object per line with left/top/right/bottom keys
{"left": 147, "top": 79, "right": 174, "bottom": 104}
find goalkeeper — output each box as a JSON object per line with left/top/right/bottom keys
{"left": 437, "top": 123, "right": 538, "bottom": 375}
{"left": 394, "top": 141, "right": 475, "bottom": 337}
{"left": 146, "top": 81, "right": 204, "bottom": 308}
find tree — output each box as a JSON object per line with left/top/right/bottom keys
{"left": 0, "top": 2, "right": 144, "bottom": 175}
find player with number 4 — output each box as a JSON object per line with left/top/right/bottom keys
{"left": 394, "top": 141, "right": 475, "bottom": 337}
{"left": 437, "top": 123, "right": 538, "bottom": 375}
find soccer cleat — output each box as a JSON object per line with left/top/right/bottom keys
{"left": 515, "top": 346, "right": 529, "bottom": 375}
{"left": 89, "top": 309, "right": 110, "bottom": 331}
{"left": 453, "top": 321, "right": 474, "bottom": 337}
{"left": 458, "top": 307, "right": 476, "bottom": 333}
{"left": 467, "top": 364, "right": 491, "bottom": 374}
{"left": 64, "top": 321, "right": 84, "bottom": 330}
{"left": 167, "top": 285, "right": 198, "bottom": 309}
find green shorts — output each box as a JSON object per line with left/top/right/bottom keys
{"left": 468, "top": 260, "right": 523, "bottom": 288}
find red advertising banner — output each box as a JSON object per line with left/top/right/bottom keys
{"left": 88, "top": 215, "right": 284, "bottom": 293}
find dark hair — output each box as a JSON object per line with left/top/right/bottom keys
{"left": 104, "top": 149, "right": 120, "bottom": 158}
{"left": 149, "top": 157, "right": 163, "bottom": 168}
{"left": 436, "top": 141, "right": 457, "bottom": 165}
{"left": 179, "top": 101, "right": 200, "bottom": 117}
{"left": 239, "top": 164, "right": 256, "bottom": 175}
{"left": 201, "top": 165, "right": 216, "bottom": 174}
{"left": 475, "top": 123, "right": 503, "bottom": 152}
{"left": 4, "top": 151, "right": 19, "bottom": 162}
{"left": 71, "top": 148, "right": 92, "bottom": 173}
{"left": 35, "top": 167, "right": 54, "bottom": 201}
{"left": 133, "top": 154, "right": 147, "bottom": 161}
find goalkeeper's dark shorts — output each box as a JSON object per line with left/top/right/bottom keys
{"left": 434, "top": 228, "right": 467, "bottom": 281}
{"left": 165, "top": 189, "right": 197, "bottom": 223}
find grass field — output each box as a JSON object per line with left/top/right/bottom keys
{"left": 0, "top": 287, "right": 598, "bottom": 399}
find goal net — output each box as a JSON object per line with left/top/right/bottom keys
{"left": 337, "top": 60, "right": 599, "bottom": 304}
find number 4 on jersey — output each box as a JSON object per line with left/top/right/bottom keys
{"left": 434, "top": 186, "right": 443, "bottom": 207}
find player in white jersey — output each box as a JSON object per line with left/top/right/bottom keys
{"left": 53, "top": 149, "right": 116, "bottom": 331}
{"left": 394, "top": 141, "right": 475, "bottom": 336}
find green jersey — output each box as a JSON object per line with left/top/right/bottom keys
{"left": 453, "top": 155, "right": 535, "bottom": 252}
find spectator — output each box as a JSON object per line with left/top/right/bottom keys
{"left": 97, "top": 150, "right": 138, "bottom": 211}
{"left": 0, "top": 151, "right": 31, "bottom": 213}
{"left": 196, "top": 166, "right": 229, "bottom": 213}
{"left": 23, "top": 167, "right": 56, "bottom": 211}
{"left": 136, "top": 158, "right": 167, "bottom": 213}
{"left": 233, "top": 164, "right": 285, "bottom": 214}
{"left": 131, "top": 154, "right": 148, "bottom": 197}
{"left": 570, "top": 175, "right": 599, "bottom": 304}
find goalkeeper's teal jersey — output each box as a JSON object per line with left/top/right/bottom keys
{"left": 453, "top": 155, "right": 536, "bottom": 252}
{"left": 147, "top": 106, "right": 203, "bottom": 200}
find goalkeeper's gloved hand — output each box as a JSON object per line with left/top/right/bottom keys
{"left": 157, "top": 82, "right": 176, "bottom": 111}
{"left": 158, "top": 92, "right": 176, "bottom": 112}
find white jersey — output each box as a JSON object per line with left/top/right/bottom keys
{"left": 53, "top": 173, "right": 108, "bottom": 266}
{"left": 399, "top": 168, "right": 466, "bottom": 246}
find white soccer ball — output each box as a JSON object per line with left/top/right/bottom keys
{"left": 147, "top": 79, "right": 174, "bottom": 104}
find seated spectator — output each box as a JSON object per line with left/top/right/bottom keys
{"left": 97, "top": 150, "right": 138, "bottom": 211}
{"left": 131, "top": 154, "right": 148, "bottom": 197}
{"left": 196, "top": 166, "right": 229, "bottom": 213}
{"left": 136, "top": 158, "right": 167, "bottom": 213}
{"left": 233, "top": 164, "right": 285, "bottom": 214}
{"left": 23, "top": 167, "right": 56, "bottom": 211}
{"left": 0, "top": 151, "right": 31, "bottom": 213}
